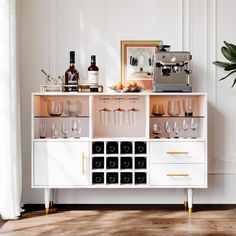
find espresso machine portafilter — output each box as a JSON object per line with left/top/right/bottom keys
{"left": 153, "top": 51, "right": 192, "bottom": 92}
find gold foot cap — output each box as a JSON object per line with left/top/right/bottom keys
{"left": 45, "top": 208, "right": 49, "bottom": 214}
{"left": 188, "top": 208, "right": 192, "bottom": 214}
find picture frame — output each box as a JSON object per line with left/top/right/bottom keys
{"left": 121, "top": 40, "right": 162, "bottom": 90}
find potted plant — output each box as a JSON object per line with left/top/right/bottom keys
{"left": 213, "top": 41, "right": 236, "bottom": 87}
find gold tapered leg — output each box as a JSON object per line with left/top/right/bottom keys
{"left": 45, "top": 207, "right": 49, "bottom": 214}
{"left": 184, "top": 201, "right": 188, "bottom": 211}
{"left": 188, "top": 207, "right": 192, "bottom": 214}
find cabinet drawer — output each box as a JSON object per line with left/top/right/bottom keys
{"left": 150, "top": 164, "right": 205, "bottom": 186}
{"left": 150, "top": 141, "right": 205, "bottom": 164}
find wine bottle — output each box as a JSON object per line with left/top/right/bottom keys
{"left": 92, "top": 157, "right": 104, "bottom": 169}
{"left": 135, "top": 157, "right": 146, "bottom": 169}
{"left": 121, "top": 172, "right": 133, "bottom": 184}
{"left": 88, "top": 55, "right": 99, "bottom": 92}
{"left": 135, "top": 172, "right": 147, "bottom": 184}
{"left": 65, "top": 51, "right": 79, "bottom": 92}
{"left": 121, "top": 157, "right": 132, "bottom": 169}
{"left": 106, "top": 172, "right": 118, "bottom": 184}
{"left": 106, "top": 157, "right": 118, "bottom": 169}
{"left": 92, "top": 172, "right": 104, "bottom": 184}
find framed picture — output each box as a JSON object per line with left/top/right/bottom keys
{"left": 121, "top": 40, "right": 162, "bottom": 90}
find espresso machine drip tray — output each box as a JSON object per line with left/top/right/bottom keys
{"left": 153, "top": 51, "right": 192, "bottom": 93}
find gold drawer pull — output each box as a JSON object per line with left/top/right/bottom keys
{"left": 81, "top": 153, "right": 85, "bottom": 176}
{"left": 166, "top": 174, "right": 189, "bottom": 177}
{"left": 166, "top": 152, "right": 189, "bottom": 155}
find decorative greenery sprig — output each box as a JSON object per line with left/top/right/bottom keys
{"left": 213, "top": 41, "right": 236, "bottom": 87}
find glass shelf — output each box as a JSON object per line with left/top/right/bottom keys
{"left": 150, "top": 116, "right": 205, "bottom": 118}
{"left": 34, "top": 115, "right": 89, "bottom": 118}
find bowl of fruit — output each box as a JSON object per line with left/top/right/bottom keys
{"left": 110, "top": 81, "right": 142, "bottom": 93}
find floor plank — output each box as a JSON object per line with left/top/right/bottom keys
{"left": 1, "top": 205, "right": 236, "bottom": 235}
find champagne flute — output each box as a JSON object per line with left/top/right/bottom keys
{"left": 61, "top": 121, "right": 69, "bottom": 138}
{"left": 173, "top": 121, "right": 180, "bottom": 138}
{"left": 182, "top": 119, "right": 189, "bottom": 138}
{"left": 72, "top": 119, "right": 82, "bottom": 138}
{"left": 164, "top": 120, "right": 171, "bottom": 138}
{"left": 190, "top": 118, "right": 198, "bottom": 138}
{"left": 51, "top": 124, "right": 58, "bottom": 139}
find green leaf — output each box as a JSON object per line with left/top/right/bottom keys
{"left": 221, "top": 46, "right": 236, "bottom": 63}
{"left": 219, "top": 70, "right": 236, "bottom": 81}
{"left": 213, "top": 61, "right": 231, "bottom": 68}
{"left": 224, "top": 41, "right": 236, "bottom": 57}
{"left": 231, "top": 78, "right": 236, "bottom": 87}
{"left": 225, "top": 64, "right": 236, "bottom": 71}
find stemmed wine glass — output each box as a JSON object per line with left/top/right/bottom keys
{"left": 61, "top": 121, "right": 69, "bottom": 138}
{"left": 173, "top": 121, "right": 180, "bottom": 138}
{"left": 164, "top": 120, "right": 171, "bottom": 138}
{"left": 113, "top": 98, "right": 125, "bottom": 125}
{"left": 72, "top": 119, "right": 82, "bottom": 138}
{"left": 100, "top": 98, "right": 111, "bottom": 126}
{"left": 128, "top": 98, "right": 139, "bottom": 125}
{"left": 152, "top": 123, "right": 162, "bottom": 139}
{"left": 182, "top": 119, "right": 189, "bottom": 138}
{"left": 190, "top": 118, "right": 198, "bottom": 138}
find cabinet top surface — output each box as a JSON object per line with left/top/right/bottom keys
{"left": 32, "top": 91, "right": 207, "bottom": 96}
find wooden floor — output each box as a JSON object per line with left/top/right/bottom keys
{"left": 1, "top": 205, "right": 236, "bottom": 235}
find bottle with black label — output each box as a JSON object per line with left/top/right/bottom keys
{"left": 106, "top": 157, "right": 118, "bottom": 169}
{"left": 121, "top": 157, "right": 132, "bottom": 169}
{"left": 88, "top": 55, "right": 99, "bottom": 92}
{"left": 106, "top": 142, "right": 118, "bottom": 154}
{"left": 135, "top": 157, "right": 146, "bottom": 169}
{"left": 135, "top": 172, "right": 147, "bottom": 184}
{"left": 106, "top": 172, "right": 118, "bottom": 184}
{"left": 120, "top": 142, "right": 133, "bottom": 154}
{"left": 135, "top": 142, "right": 146, "bottom": 154}
{"left": 92, "top": 157, "right": 104, "bottom": 169}
{"left": 92, "top": 142, "right": 104, "bottom": 154}
{"left": 65, "top": 51, "right": 79, "bottom": 92}
{"left": 121, "top": 172, "right": 133, "bottom": 184}
{"left": 92, "top": 172, "right": 104, "bottom": 184}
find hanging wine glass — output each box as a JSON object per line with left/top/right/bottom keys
{"left": 173, "top": 121, "right": 180, "bottom": 138}
{"left": 152, "top": 123, "right": 162, "bottom": 139}
{"left": 128, "top": 97, "right": 139, "bottom": 125}
{"left": 182, "top": 119, "right": 189, "bottom": 138}
{"left": 190, "top": 118, "right": 198, "bottom": 138}
{"left": 99, "top": 98, "right": 111, "bottom": 126}
{"left": 113, "top": 98, "right": 125, "bottom": 125}
{"left": 164, "top": 120, "right": 171, "bottom": 138}
{"left": 72, "top": 119, "right": 82, "bottom": 138}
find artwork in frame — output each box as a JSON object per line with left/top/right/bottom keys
{"left": 121, "top": 40, "right": 162, "bottom": 90}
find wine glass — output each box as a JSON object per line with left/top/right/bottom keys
{"left": 100, "top": 98, "right": 111, "bottom": 126}
{"left": 61, "top": 121, "right": 69, "bottom": 138}
{"left": 152, "top": 104, "right": 164, "bottom": 117}
{"left": 128, "top": 98, "right": 139, "bottom": 125}
{"left": 183, "top": 99, "right": 194, "bottom": 117}
{"left": 182, "top": 119, "right": 189, "bottom": 138}
{"left": 164, "top": 120, "right": 171, "bottom": 138}
{"left": 190, "top": 118, "right": 198, "bottom": 138}
{"left": 51, "top": 124, "right": 58, "bottom": 139}
{"left": 113, "top": 98, "right": 125, "bottom": 125}
{"left": 173, "top": 121, "right": 180, "bottom": 138}
{"left": 152, "top": 123, "right": 162, "bottom": 139}
{"left": 67, "top": 100, "right": 82, "bottom": 116}
{"left": 72, "top": 119, "right": 82, "bottom": 138}
{"left": 167, "top": 101, "right": 181, "bottom": 116}
{"left": 39, "top": 123, "right": 46, "bottom": 139}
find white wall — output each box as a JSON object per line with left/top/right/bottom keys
{"left": 19, "top": 0, "right": 236, "bottom": 204}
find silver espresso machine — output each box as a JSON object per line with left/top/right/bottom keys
{"left": 153, "top": 51, "right": 192, "bottom": 92}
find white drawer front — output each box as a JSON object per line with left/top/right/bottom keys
{"left": 150, "top": 164, "right": 205, "bottom": 186}
{"left": 150, "top": 141, "right": 205, "bottom": 164}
